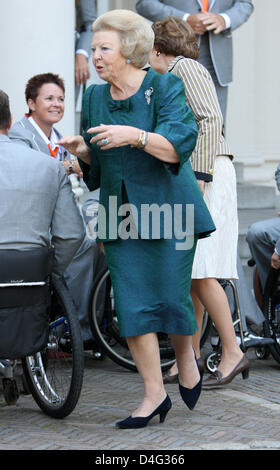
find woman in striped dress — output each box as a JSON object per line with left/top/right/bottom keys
{"left": 150, "top": 17, "right": 249, "bottom": 387}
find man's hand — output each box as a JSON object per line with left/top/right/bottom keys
{"left": 201, "top": 13, "right": 226, "bottom": 34}
{"left": 98, "top": 242, "right": 105, "bottom": 254}
{"left": 75, "top": 53, "right": 90, "bottom": 86}
{"left": 187, "top": 13, "right": 209, "bottom": 35}
{"left": 57, "top": 135, "right": 91, "bottom": 164}
{"left": 271, "top": 251, "right": 280, "bottom": 270}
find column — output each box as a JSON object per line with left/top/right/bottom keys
{"left": 227, "top": 0, "right": 280, "bottom": 185}
{"left": 97, "top": 0, "right": 110, "bottom": 15}
{"left": 0, "top": 0, "right": 75, "bottom": 136}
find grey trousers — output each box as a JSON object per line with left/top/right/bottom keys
{"left": 247, "top": 218, "right": 280, "bottom": 292}
{"left": 64, "top": 236, "right": 106, "bottom": 342}
{"left": 64, "top": 191, "right": 107, "bottom": 342}
{"left": 226, "top": 254, "right": 265, "bottom": 330}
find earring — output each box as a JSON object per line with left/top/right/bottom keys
{"left": 126, "top": 58, "right": 131, "bottom": 63}
{"left": 156, "top": 51, "right": 161, "bottom": 56}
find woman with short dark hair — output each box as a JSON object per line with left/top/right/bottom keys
{"left": 9, "top": 73, "right": 82, "bottom": 178}
{"left": 25, "top": 73, "right": 65, "bottom": 113}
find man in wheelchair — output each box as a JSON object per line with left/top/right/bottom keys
{"left": 0, "top": 89, "right": 85, "bottom": 359}
{"left": 247, "top": 163, "right": 280, "bottom": 294}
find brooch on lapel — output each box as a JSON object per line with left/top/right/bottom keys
{"left": 144, "top": 87, "right": 153, "bottom": 105}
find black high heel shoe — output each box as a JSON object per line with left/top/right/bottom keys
{"left": 179, "top": 355, "right": 202, "bottom": 410}
{"left": 116, "top": 395, "right": 172, "bottom": 429}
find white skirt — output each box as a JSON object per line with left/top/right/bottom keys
{"left": 191, "top": 156, "right": 238, "bottom": 279}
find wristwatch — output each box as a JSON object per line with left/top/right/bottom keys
{"left": 68, "top": 156, "right": 76, "bottom": 173}
{"left": 68, "top": 161, "right": 74, "bottom": 173}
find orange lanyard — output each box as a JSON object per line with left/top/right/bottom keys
{"left": 48, "top": 144, "right": 59, "bottom": 158}
{"left": 25, "top": 114, "right": 59, "bottom": 158}
{"left": 201, "top": 0, "right": 209, "bottom": 11}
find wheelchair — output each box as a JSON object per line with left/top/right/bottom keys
{"left": 88, "top": 267, "right": 211, "bottom": 372}
{"left": 0, "top": 248, "right": 84, "bottom": 418}
{"left": 203, "top": 266, "right": 280, "bottom": 373}
{"left": 251, "top": 264, "right": 280, "bottom": 365}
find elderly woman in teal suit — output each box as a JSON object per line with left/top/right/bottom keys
{"left": 59, "top": 9, "right": 215, "bottom": 429}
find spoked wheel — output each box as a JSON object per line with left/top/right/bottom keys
{"left": 22, "top": 276, "right": 84, "bottom": 418}
{"left": 89, "top": 269, "right": 176, "bottom": 372}
{"left": 200, "top": 310, "right": 212, "bottom": 348}
{"left": 255, "top": 345, "right": 270, "bottom": 360}
{"left": 262, "top": 269, "right": 280, "bottom": 364}
{"left": 205, "top": 350, "right": 221, "bottom": 373}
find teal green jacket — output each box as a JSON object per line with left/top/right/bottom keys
{"left": 81, "top": 67, "right": 215, "bottom": 242}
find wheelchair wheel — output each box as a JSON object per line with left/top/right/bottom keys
{"left": 205, "top": 350, "right": 221, "bottom": 373}
{"left": 200, "top": 310, "right": 212, "bottom": 348}
{"left": 89, "top": 269, "right": 176, "bottom": 372}
{"left": 22, "top": 276, "right": 84, "bottom": 418}
{"left": 255, "top": 345, "right": 270, "bottom": 360}
{"left": 261, "top": 270, "right": 280, "bottom": 364}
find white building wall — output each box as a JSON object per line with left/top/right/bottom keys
{"left": 0, "top": 0, "right": 75, "bottom": 136}
{"left": 226, "top": 0, "right": 280, "bottom": 185}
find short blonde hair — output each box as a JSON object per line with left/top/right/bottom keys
{"left": 92, "top": 9, "right": 154, "bottom": 69}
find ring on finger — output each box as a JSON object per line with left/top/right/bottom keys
{"left": 102, "top": 138, "right": 109, "bottom": 145}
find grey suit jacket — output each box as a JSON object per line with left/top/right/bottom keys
{"left": 136, "top": 0, "right": 254, "bottom": 85}
{"left": 8, "top": 116, "right": 70, "bottom": 160}
{"left": 76, "top": 0, "right": 97, "bottom": 57}
{"left": 0, "top": 135, "right": 85, "bottom": 275}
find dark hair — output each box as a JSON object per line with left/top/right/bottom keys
{"left": 0, "top": 89, "right": 11, "bottom": 130}
{"left": 152, "top": 17, "right": 199, "bottom": 60}
{"left": 25, "top": 73, "right": 65, "bottom": 112}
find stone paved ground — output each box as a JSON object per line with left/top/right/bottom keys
{"left": 0, "top": 347, "right": 280, "bottom": 454}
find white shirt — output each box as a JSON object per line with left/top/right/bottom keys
{"left": 28, "top": 116, "right": 64, "bottom": 161}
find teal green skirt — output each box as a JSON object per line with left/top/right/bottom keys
{"left": 104, "top": 236, "right": 198, "bottom": 338}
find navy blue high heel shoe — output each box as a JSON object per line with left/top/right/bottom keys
{"left": 179, "top": 355, "right": 202, "bottom": 410}
{"left": 116, "top": 395, "right": 172, "bottom": 429}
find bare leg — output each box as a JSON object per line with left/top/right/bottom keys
{"left": 190, "top": 287, "right": 205, "bottom": 359}
{"left": 192, "top": 278, "right": 243, "bottom": 376}
{"left": 169, "top": 333, "right": 200, "bottom": 388}
{"left": 165, "top": 287, "right": 204, "bottom": 377}
{"left": 126, "top": 332, "right": 200, "bottom": 416}
{"left": 126, "top": 333, "right": 167, "bottom": 417}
